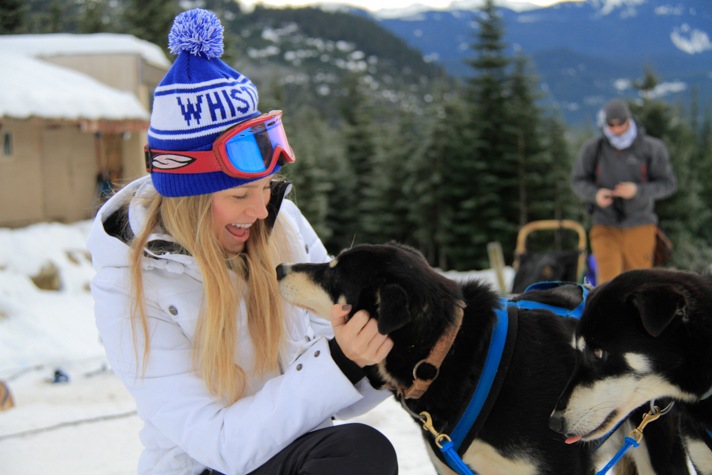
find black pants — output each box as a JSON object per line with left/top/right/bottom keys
{"left": 201, "top": 423, "right": 398, "bottom": 475}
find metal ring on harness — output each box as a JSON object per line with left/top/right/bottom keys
{"left": 413, "top": 359, "right": 440, "bottom": 382}
{"left": 435, "top": 433, "right": 452, "bottom": 449}
{"left": 651, "top": 399, "right": 675, "bottom": 416}
{"left": 418, "top": 411, "right": 453, "bottom": 449}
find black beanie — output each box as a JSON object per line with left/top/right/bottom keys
{"left": 603, "top": 99, "right": 631, "bottom": 123}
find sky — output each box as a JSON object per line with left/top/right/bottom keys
{"left": 0, "top": 220, "right": 513, "bottom": 474}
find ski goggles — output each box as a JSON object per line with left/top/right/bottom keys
{"left": 145, "top": 110, "right": 295, "bottom": 178}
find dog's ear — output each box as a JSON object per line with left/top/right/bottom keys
{"left": 376, "top": 283, "right": 411, "bottom": 334}
{"left": 629, "top": 284, "right": 688, "bottom": 337}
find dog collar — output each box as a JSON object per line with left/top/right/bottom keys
{"left": 398, "top": 302, "right": 465, "bottom": 400}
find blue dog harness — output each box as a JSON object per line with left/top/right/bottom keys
{"left": 416, "top": 282, "right": 589, "bottom": 475}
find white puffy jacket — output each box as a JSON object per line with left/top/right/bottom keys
{"left": 87, "top": 176, "right": 389, "bottom": 475}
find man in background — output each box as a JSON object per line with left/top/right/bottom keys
{"left": 571, "top": 98, "right": 677, "bottom": 285}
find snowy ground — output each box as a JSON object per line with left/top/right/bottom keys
{"left": 0, "top": 356, "right": 439, "bottom": 474}
{"left": 0, "top": 220, "right": 515, "bottom": 475}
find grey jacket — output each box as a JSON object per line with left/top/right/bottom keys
{"left": 570, "top": 126, "right": 677, "bottom": 227}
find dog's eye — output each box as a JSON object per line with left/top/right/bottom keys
{"left": 593, "top": 348, "right": 604, "bottom": 360}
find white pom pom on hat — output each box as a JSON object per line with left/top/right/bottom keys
{"left": 168, "top": 8, "right": 225, "bottom": 58}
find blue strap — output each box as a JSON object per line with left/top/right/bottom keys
{"left": 509, "top": 299, "right": 585, "bottom": 319}
{"left": 440, "top": 439, "right": 475, "bottom": 475}
{"left": 596, "top": 436, "right": 639, "bottom": 475}
{"left": 515, "top": 281, "right": 589, "bottom": 319}
{"left": 591, "top": 416, "right": 627, "bottom": 453}
{"left": 437, "top": 283, "right": 587, "bottom": 475}
{"left": 449, "top": 304, "right": 509, "bottom": 449}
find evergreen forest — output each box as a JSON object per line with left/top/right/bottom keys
{"left": 3, "top": 0, "right": 712, "bottom": 274}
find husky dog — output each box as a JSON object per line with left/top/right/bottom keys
{"left": 277, "top": 242, "right": 637, "bottom": 474}
{"left": 550, "top": 268, "right": 712, "bottom": 475}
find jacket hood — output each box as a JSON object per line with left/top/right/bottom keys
{"left": 87, "top": 175, "right": 196, "bottom": 274}
{"left": 87, "top": 176, "right": 144, "bottom": 271}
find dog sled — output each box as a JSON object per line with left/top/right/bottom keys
{"left": 511, "top": 219, "right": 588, "bottom": 293}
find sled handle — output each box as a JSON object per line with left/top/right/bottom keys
{"left": 513, "top": 220, "right": 587, "bottom": 281}
{"left": 515, "top": 220, "right": 587, "bottom": 252}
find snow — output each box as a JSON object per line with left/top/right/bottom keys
{"left": 0, "top": 34, "right": 170, "bottom": 69}
{"left": 0, "top": 53, "right": 148, "bottom": 121}
{"left": 0, "top": 34, "right": 166, "bottom": 121}
{"left": 0, "top": 220, "right": 513, "bottom": 475}
{"left": 258, "top": 1, "right": 576, "bottom": 18}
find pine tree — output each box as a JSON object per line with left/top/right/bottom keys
{"left": 463, "top": 0, "right": 518, "bottom": 269}
{"left": 336, "top": 74, "right": 377, "bottom": 247}
{"left": 360, "top": 111, "right": 421, "bottom": 245}
{"left": 542, "top": 115, "right": 579, "bottom": 222}
{"left": 322, "top": 144, "right": 359, "bottom": 254}
{"left": 198, "top": 0, "right": 244, "bottom": 63}
{"left": 120, "top": 0, "right": 181, "bottom": 51}
{"left": 77, "top": 0, "right": 114, "bottom": 33}
{"left": 508, "top": 54, "right": 547, "bottom": 226}
{"left": 281, "top": 107, "right": 336, "bottom": 243}
{"left": 407, "top": 84, "right": 473, "bottom": 269}
{"left": 695, "top": 102, "right": 712, "bottom": 244}
{"left": 0, "top": 0, "right": 27, "bottom": 34}
{"left": 20, "top": 0, "right": 81, "bottom": 33}
{"left": 632, "top": 70, "right": 712, "bottom": 271}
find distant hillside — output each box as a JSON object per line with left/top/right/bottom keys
{"left": 227, "top": 6, "right": 448, "bottom": 120}
{"left": 7, "top": 0, "right": 709, "bottom": 127}
{"left": 371, "top": 0, "right": 712, "bottom": 125}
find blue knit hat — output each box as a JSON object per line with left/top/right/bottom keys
{"left": 148, "top": 9, "right": 277, "bottom": 197}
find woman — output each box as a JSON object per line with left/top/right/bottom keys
{"left": 87, "top": 9, "right": 396, "bottom": 475}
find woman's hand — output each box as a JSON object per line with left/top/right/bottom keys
{"left": 330, "top": 304, "right": 394, "bottom": 367}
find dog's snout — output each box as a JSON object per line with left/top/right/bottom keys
{"left": 276, "top": 264, "right": 289, "bottom": 281}
{"left": 548, "top": 411, "right": 565, "bottom": 434}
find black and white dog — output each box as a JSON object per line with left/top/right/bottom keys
{"left": 277, "top": 242, "right": 656, "bottom": 474}
{"left": 549, "top": 268, "right": 712, "bottom": 475}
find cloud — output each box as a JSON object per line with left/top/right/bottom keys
{"left": 670, "top": 25, "right": 712, "bottom": 54}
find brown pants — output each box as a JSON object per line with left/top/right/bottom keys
{"left": 590, "top": 224, "right": 656, "bottom": 285}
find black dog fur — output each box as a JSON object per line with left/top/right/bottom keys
{"left": 549, "top": 268, "right": 712, "bottom": 475}
{"left": 277, "top": 242, "right": 626, "bottom": 474}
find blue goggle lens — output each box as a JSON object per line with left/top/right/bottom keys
{"left": 224, "top": 117, "right": 292, "bottom": 174}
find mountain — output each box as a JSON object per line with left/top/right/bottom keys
{"left": 370, "top": 0, "right": 712, "bottom": 125}
{"left": 228, "top": 6, "right": 449, "bottom": 120}
{"left": 8, "top": 0, "right": 710, "bottom": 128}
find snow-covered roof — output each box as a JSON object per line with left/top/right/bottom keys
{"left": 0, "top": 33, "right": 171, "bottom": 68}
{"left": 0, "top": 53, "right": 149, "bottom": 121}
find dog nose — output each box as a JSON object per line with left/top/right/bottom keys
{"left": 276, "top": 264, "right": 287, "bottom": 280}
{"left": 548, "top": 411, "right": 565, "bottom": 433}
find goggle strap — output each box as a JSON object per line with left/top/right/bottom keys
{"left": 145, "top": 146, "right": 223, "bottom": 175}
{"left": 144, "top": 146, "right": 293, "bottom": 176}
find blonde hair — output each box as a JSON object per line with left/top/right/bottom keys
{"left": 129, "top": 185, "right": 295, "bottom": 403}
